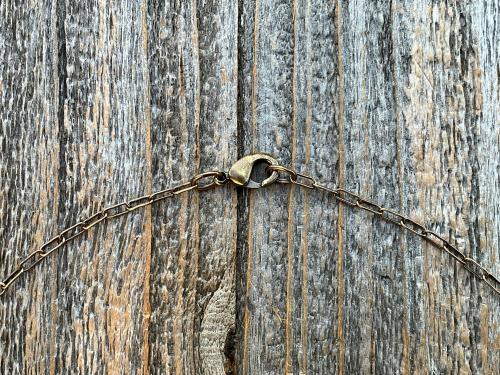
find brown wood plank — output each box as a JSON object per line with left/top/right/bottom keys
{"left": 0, "top": 0, "right": 238, "bottom": 374}
{"left": 0, "top": 1, "right": 62, "bottom": 374}
{"left": 237, "top": 0, "right": 499, "bottom": 374}
{"left": 0, "top": 0, "right": 498, "bottom": 374}
{"left": 146, "top": 0, "right": 238, "bottom": 374}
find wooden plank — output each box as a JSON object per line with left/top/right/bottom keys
{"left": 0, "top": 0, "right": 156, "bottom": 373}
{"left": 146, "top": 0, "right": 238, "bottom": 374}
{"left": 237, "top": 0, "right": 295, "bottom": 373}
{"left": 0, "top": 0, "right": 238, "bottom": 374}
{"left": 399, "top": 1, "right": 500, "bottom": 373}
{"left": 0, "top": 1, "right": 62, "bottom": 374}
{"left": 1, "top": 0, "right": 498, "bottom": 374}
{"left": 238, "top": 0, "right": 499, "bottom": 374}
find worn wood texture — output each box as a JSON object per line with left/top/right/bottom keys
{"left": 0, "top": 0, "right": 498, "bottom": 374}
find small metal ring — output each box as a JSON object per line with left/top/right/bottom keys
{"left": 266, "top": 165, "right": 298, "bottom": 182}
{"left": 191, "top": 171, "right": 227, "bottom": 191}
{"left": 214, "top": 172, "right": 229, "bottom": 186}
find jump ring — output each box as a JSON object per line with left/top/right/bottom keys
{"left": 266, "top": 165, "right": 298, "bottom": 182}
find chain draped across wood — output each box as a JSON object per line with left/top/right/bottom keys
{"left": 0, "top": 171, "right": 227, "bottom": 296}
{"left": 1, "top": 155, "right": 498, "bottom": 297}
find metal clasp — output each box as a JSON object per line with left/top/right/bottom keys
{"left": 228, "top": 153, "right": 279, "bottom": 188}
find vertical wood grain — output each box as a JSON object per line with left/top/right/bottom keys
{"left": 0, "top": 1, "right": 61, "bottom": 373}
{"left": 1, "top": 0, "right": 238, "bottom": 374}
{"left": 147, "top": 0, "right": 238, "bottom": 374}
{"left": 401, "top": 1, "right": 500, "bottom": 373}
{"left": 237, "top": 0, "right": 294, "bottom": 373}
{"left": 0, "top": 0, "right": 498, "bottom": 374}
{"left": 237, "top": 0, "right": 499, "bottom": 374}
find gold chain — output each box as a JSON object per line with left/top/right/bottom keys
{"left": 1, "top": 153, "right": 498, "bottom": 297}
{"left": 266, "top": 164, "right": 500, "bottom": 296}
{"left": 0, "top": 170, "right": 228, "bottom": 296}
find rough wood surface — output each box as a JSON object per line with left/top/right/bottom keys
{"left": 0, "top": 0, "right": 498, "bottom": 374}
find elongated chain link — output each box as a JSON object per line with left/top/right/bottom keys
{"left": 2, "top": 160, "right": 499, "bottom": 298}
{"left": 0, "top": 171, "right": 228, "bottom": 296}
{"left": 267, "top": 164, "right": 500, "bottom": 296}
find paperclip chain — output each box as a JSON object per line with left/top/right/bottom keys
{"left": 267, "top": 164, "right": 500, "bottom": 296}
{"left": 2, "top": 159, "right": 499, "bottom": 298}
{"left": 0, "top": 171, "right": 228, "bottom": 296}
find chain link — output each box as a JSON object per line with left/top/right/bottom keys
{"left": 269, "top": 165, "right": 499, "bottom": 296}
{"left": 0, "top": 171, "right": 228, "bottom": 296}
{"left": 2, "top": 160, "right": 499, "bottom": 297}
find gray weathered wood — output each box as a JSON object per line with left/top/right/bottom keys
{"left": 0, "top": 0, "right": 237, "bottom": 374}
{"left": 237, "top": 0, "right": 499, "bottom": 374}
{"left": 1, "top": 0, "right": 498, "bottom": 374}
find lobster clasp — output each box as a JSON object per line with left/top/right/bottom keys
{"left": 228, "top": 153, "right": 279, "bottom": 188}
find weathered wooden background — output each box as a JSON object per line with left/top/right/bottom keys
{"left": 1, "top": 0, "right": 499, "bottom": 374}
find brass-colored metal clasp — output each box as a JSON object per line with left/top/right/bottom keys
{"left": 228, "top": 153, "right": 279, "bottom": 188}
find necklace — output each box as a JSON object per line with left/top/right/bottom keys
{"left": 1, "top": 153, "right": 498, "bottom": 297}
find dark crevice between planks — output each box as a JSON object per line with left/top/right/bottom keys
{"left": 56, "top": 0, "right": 68, "bottom": 227}
{"left": 233, "top": 0, "right": 250, "bottom": 373}
{"left": 54, "top": 0, "right": 68, "bottom": 373}
{"left": 236, "top": 0, "right": 247, "bottom": 160}
{"left": 223, "top": 325, "right": 236, "bottom": 375}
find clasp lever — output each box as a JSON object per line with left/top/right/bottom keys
{"left": 228, "top": 153, "right": 279, "bottom": 188}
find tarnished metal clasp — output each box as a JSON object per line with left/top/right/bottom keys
{"left": 228, "top": 153, "right": 279, "bottom": 188}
